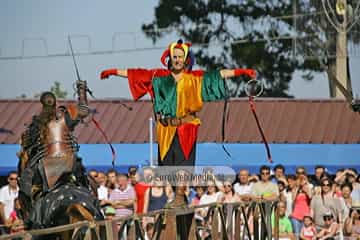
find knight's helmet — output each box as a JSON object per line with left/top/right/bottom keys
{"left": 40, "top": 91, "right": 56, "bottom": 108}
{"left": 39, "top": 91, "right": 57, "bottom": 119}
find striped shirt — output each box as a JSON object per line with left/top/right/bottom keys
{"left": 109, "top": 185, "right": 135, "bottom": 217}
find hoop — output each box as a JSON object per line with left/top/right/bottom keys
{"left": 322, "top": 0, "right": 360, "bottom": 33}
{"left": 245, "top": 79, "right": 264, "bottom": 98}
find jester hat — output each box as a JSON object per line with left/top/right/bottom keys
{"left": 160, "top": 39, "right": 195, "bottom": 70}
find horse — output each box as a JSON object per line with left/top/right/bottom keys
{"left": 61, "top": 203, "right": 99, "bottom": 240}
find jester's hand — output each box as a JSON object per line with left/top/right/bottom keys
{"left": 234, "top": 69, "right": 256, "bottom": 79}
{"left": 100, "top": 69, "right": 118, "bottom": 80}
{"left": 246, "top": 69, "right": 257, "bottom": 79}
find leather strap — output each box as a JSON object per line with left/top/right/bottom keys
{"left": 159, "top": 113, "right": 197, "bottom": 126}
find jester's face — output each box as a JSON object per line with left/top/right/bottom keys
{"left": 170, "top": 48, "right": 186, "bottom": 72}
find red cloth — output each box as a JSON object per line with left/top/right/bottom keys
{"left": 234, "top": 68, "right": 256, "bottom": 78}
{"left": 134, "top": 182, "right": 150, "bottom": 213}
{"left": 9, "top": 210, "right": 17, "bottom": 221}
{"left": 177, "top": 123, "right": 199, "bottom": 160}
{"left": 127, "top": 69, "right": 170, "bottom": 100}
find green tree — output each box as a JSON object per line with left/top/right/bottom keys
{"left": 50, "top": 81, "right": 68, "bottom": 99}
{"left": 34, "top": 81, "right": 68, "bottom": 99}
{"left": 142, "top": 0, "right": 359, "bottom": 98}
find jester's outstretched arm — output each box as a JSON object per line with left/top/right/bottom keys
{"left": 100, "top": 68, "right": 256, "bottom": 81}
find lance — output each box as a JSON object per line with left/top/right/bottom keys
{"left": 68, "top": 36, "right": 117, "bottom": 168}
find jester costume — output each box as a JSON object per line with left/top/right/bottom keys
{"left": 128, "top": 67, "right": 226, "bottom": 166}
{"left": 101, "top": 40, "right": 255, "bottom": 166}
{"left": 101, "top": 40, "right": 255, "bottom": 239}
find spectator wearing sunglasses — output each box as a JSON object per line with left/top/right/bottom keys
{"left": 0, "top": 171, "right": 19, "bottom": 231}
{"left": 251, "top": 167, "right": 277, "bottom": 240}
{"left": 316, "top": 212, "right": 339, "bottom": 240}
{"left": 310, "top": 178, "right": 342, "bottom": 229}
{"left": 251, "top": 165, "right": 279, "bottom": 201}
{"left": 219, "top": 180, "right": 238, "bottom": 203}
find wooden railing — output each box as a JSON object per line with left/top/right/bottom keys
{"left": 0, "top": 200, "right": 280, "bottom": 240}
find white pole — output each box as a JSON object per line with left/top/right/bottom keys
{"left": 149, "top": 117, "right": 153, "bottom": 167}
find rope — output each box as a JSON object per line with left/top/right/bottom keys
{"left": 91, "top": 117, "right": 116, "bottom": 168}
{"left": 248, "top": 96, "right": 272, "bottom": 163}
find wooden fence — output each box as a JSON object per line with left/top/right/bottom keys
{"left": 0, "top": 200, "right": 280, "bottom": 240}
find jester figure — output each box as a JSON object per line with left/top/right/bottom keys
{"left": 17, "top": 80, "right": 102, "bottom": 231}
{"left": 100, "top": 40, "right": 255, "bottom": 238}
{"left": 100, "top": 39, "right": 256, "bottom": 167}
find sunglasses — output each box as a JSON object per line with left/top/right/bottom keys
{"left": 261, "top": 172, "right": 270, "bottom": 175}
{"left": 323, "top": 216, "right": 332, "bottom": 221}
{"left": 224, "top": 184, "right": 232, "bottom": 188}
{"left": 8, "top": 178, "right": 17, "bottom": 181}
{"left": 321, "top": 183, "right": 331, "bottom": 187}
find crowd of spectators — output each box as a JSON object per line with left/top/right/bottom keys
{"left": 1, "top": 165, "right": 360, "bottom": 239}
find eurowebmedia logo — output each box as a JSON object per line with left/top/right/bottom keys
{"left": 133, "top": 166, "right": 236, "bottom": 186}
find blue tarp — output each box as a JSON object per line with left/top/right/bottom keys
{"left": 1, "top": 143, "right": 359, "bottom": 176}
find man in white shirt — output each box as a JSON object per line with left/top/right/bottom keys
{"left": 96, "top": 171, "right": 108, "bottom": 201}
{"left": 0, "top": 172, "right": 19, "bottom": 224}
{"left": 233, "top": 169, "right": 253, "bottom": 201}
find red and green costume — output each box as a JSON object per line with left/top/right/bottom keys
{"left": 127, "top": 68, "right": 226, "bottom": 165}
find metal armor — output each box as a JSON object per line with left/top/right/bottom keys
{"left": 18, "top": 80, "right": 90, "bottom": 217}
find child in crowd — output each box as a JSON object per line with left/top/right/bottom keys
{"left": 300, "top": 215, "right": 317, "bottom": 240}
{"left": 316, "top": 213, "right": 339, "bottom": 240}
{"left": 7, "top": 198, "right": 25, "bottom": 234}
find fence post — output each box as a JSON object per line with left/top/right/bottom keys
{"left": 274, "top": 203, "right": 279, "bottom": 240}
{"left": 127, "top": 220, "right": 136, "bottom": 240}
{"left": 234, "top": 207, "right": 241, "bottom": 240}
{"left": 211, "top": 207, "right": 221, "bottom": 239}
{"left": 253, "top": 203, "right": 259, "bottom": 240}
{"left": 188, "top": 214, "right": 197, "bottom": 240}
{"left": 159, "top": 211, "right": 177, "bottom": 239}
{"left": 105, "top": 220, "right": 116, "bottom": 240}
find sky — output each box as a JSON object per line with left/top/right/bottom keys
{"left": 0, "top": 0, "right": 359, "bottom": 100}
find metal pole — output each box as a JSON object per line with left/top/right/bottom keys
{"left": 292, "top": 0, "right": 297, "bottom": 58}
{"left": 149, "top": 117, "right": 154, "bottom": 167}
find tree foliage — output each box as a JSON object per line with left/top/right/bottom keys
{"left": 34, "top": 81, "right": 68, "bottom": 99}
{"left": 142, "top": 0, "right": 359, "bottom": 98}
{"left": 50, "top": 81, "right": 68, "bottom": 99}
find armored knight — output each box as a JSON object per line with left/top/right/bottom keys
{"left": 17, "top": 80, "right": 102, "bottom": 229}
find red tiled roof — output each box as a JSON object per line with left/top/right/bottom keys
{"left": 0, "top": 98, "right": 359, "bottom": 144}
